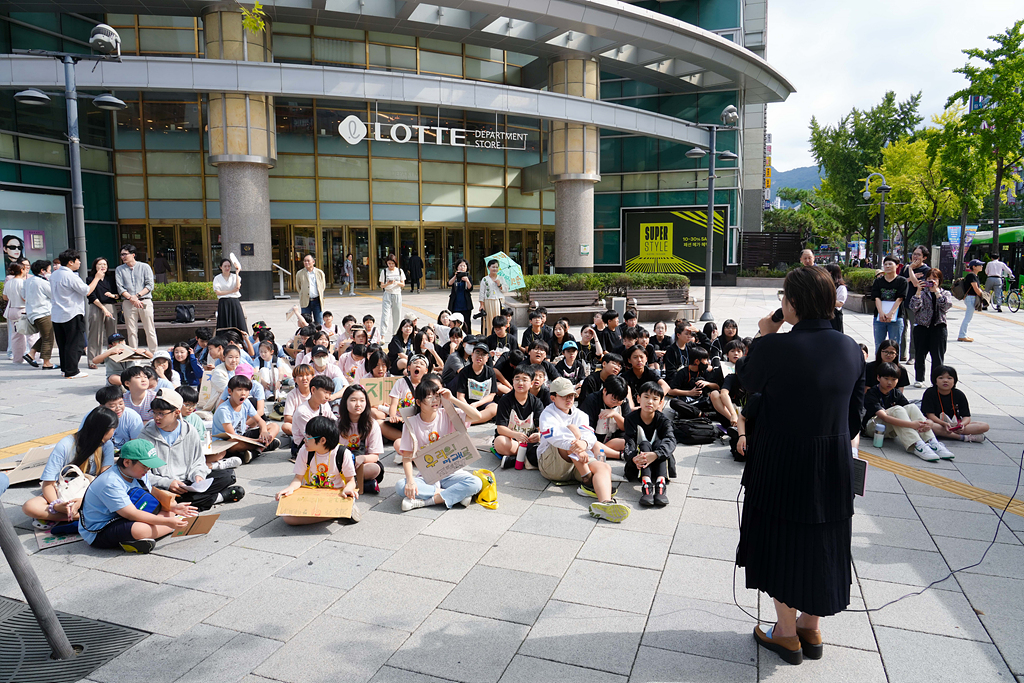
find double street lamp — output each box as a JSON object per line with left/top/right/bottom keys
{"left": 684, "top": 104, "right": 740, "bottom": 321}
{"left": 862, "top": 172, "right": 892, "bottom": 268}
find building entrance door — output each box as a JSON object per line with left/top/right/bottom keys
{"left": 423, "top": 227, "right": 442, "bottom": 288}
{"left": 322, "top": 229, "right": 347, "bottom": 290}
{"left": 445, "top": 227, "right": 464, "bottom": 285}
{"left": 351, "top": 227, "right": 369, "bottom": 289}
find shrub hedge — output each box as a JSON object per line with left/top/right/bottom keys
{"left": 842, "top": 268, "right": 881, "bottom": 295}
{"left": 152, "top": 281, "right": 216, "bottom": 301}
{"left": 516, "top": 272, "right": 690, "bottom": 301}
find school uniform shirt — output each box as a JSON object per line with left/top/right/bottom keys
{"left": 494, "top": 392, "right": 544, "bottom": 438}
{"left": 283, "top": 388, "right": 311, "bottom": 418}
{"left": 213, "top": 399, "right": 258, "bottom": 438}
{"left": 389, "top": 376, "right": 419, "bottom": 411}
{"left": 124, "top": 389, "right": 157, "bottom": 422}
{"left": 340, "top": 419, "right": 384, "bottom": 457}
{"left": 863, "top": 385, "right": 909, "bottom": 429}
{"left": 294, "top": 446, "right": 355, "bottom": 489}
{"left": 457, "top": 364, "right": 498, "bottom": 404}
{"left": 290, "top": 399, "right": 335, "bottom": 445}
{"left": 78, "top": 466, "right": 151, "bottom": 545}
{"left": 520, "top": 327, "right": 555, "bottom": 356}
{"left": 921, "top": 387, "right": 971, "bottom": 421}
{"left": 40, "top": 434, "right": 114, "bottom": 482}
{"left": 398, "top": 406, "right": 469, "bottom": 455}
{"left": 578, "top": 391, "right": 620, "bottom": 438}
{"left": 555, "top": 358, "right": 587, "bottom": 385}
{"left": 870, "top": 275, "right": 909, "bottom": 320}
{"left": 538, "top": 403, "right": 596, "bottom": 455}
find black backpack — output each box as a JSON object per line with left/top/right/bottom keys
{"left": 673, "top": 416, "right": 719, "bottom": 445}
{"left": 175, "top": 304, "right": 195, "bottom": 323}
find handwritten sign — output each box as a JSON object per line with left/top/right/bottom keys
{"left": 412, "top": 401, "right": 480, "bottom": 485}
{"left": 276, "top": 486, "right": 355, "bottom": 518}
{"left": 171, "top": 513, "right": 220, "bottom": 537}
{"left": 35, "top": 528, "right": 83, "bottom": 550}
{"left": 197, "top": 369, "right": 216, "bottom": 406}
{"left": 359, "top": 375, "right": 398, "bottom": 405}
{"left": 109, "top": 345, "right": 151, "bottom": 362}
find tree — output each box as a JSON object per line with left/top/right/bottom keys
{"left": 810, "top": 92, "right": 923, "bottom": 264}
{"left": 763, "top": 188, "right": 845, "bottom": 250}
{"left": 947, "top": 20, "right": 1024, "bottom": 256}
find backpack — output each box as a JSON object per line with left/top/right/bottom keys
{"left": 673, "top": 416, "right": 719, "bottom": 445}
{"left": 950, "top": 278, "right": 966, "bottom": 301}
{"left": 668, "top": 397, "right": 702, "bottom": 420}
{"left": 472, "top": 468, "right": 498, "bottom": 510}
{"left": 175, "top": 304, "right": 196, "bottom": 323}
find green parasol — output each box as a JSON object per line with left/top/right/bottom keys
{"left": 484, "top": 251, "right": 525, "bottom": 291}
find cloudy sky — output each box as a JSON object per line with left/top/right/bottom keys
{"left": 766, "top": 1, "right": 1023, "bottom": 171}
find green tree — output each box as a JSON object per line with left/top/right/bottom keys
{"left": 947, "top": 19, "right": 1024, "bottom": 256}
{"left": 763, "top": 188, "right": 844, "bottom": 250}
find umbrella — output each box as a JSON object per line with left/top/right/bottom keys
{"left": 484, "top": 251, "right": 525, "bottom": 291}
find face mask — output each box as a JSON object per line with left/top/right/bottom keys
{"left": 314, "top": 357, "right": 328, "bottom": 368}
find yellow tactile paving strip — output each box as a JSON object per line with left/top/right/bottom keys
{"left": 859, "top": 451, "right": 1024, "bottom": 517}
{"left": 0, "top": 430, "right": 76, "bottom": 464}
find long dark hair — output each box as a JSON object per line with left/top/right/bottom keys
{"left": 720, "top": 319, "right": 739, "bottom": 344}
{"left": 363, "top": 348, "right": 388, "bottom": 377}
{"left": 825, "top": 263, "right": 845, "bottom": 287}
{"left": 391, "top": 318, "right": 414, "bottom": 343}
{"left": 87, "top": 257, "right": 110, "bottom": 281}
{"left": 874, "top": 339, "right": 901, "bottom": 367}
{"left": 412, "top": 373, "right": 443, "bottom": 416}
{"left": 171, "top": 341, "right": 192, "bottom": 376}
{"left": 75, "top": 407, "right": 119, "bottom": 470}
{"left": 337, "top": 385, "right": 374, "bottom": 446}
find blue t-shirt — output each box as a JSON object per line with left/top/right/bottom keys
{"left": 218, "top": 377, "right": 265, "bottom": 405}
{"left": 158, "top": 423, "right": 182, "bottom": 445}
{"left": 78, "top": 408, "right": 143, "bottom": 451}
{"left": 78, "top": 466, "right": 149, "bottom": 545}
{"left": 213, "top": 399, "right": 258, "bottom": 438}
{"left": 155, "top": 378, "right": 175, "bottom": 394}
{"left": 40, "top": 434, "right": 115, "bottom": 483}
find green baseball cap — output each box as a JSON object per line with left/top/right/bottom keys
{"left": 120, "top": 439, "right": 166, "bottom": 468}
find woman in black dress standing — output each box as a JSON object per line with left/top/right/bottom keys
{"left": 736, "top": 266, "right": 865, "bottom": 665}
{"left": 447, "top": 258, "right": 473, "bottom": 334}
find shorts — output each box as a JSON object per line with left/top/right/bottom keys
{"left": 538, "top": 444, "right": 584, "bottom": 483}
{"left": 89, "top": 517, "right": 137, "bottom": 549}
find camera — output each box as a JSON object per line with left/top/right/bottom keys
{"left": 472, "top": 310, "right": 486, "bottom": 320}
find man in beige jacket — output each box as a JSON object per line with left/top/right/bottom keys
{"left": 296, "top": 253, "right": 326, "bottom": 325}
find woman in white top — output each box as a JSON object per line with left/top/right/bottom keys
{"left": 478, "top": 258, "right": 508, "bottom": 336}
{"left": 23, "top": 259, "right": 55, "bottom": 369}
{"left": 826, "top": 264, "right": 848, "bottom": 334}
{"left": 379, "top": 253, "right": 405, "bottom": 341}
{"left": 4, "top": 260, "right": 37, "bottom": 363}
{"left": 213, "top": 258, "right": 248, "bottom": 336}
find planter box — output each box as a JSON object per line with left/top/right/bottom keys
{"left": 736, "top": 277, "right": 786, "bottom": 288}
{"left": 844, "top": 295, "right": 875, "bottom": 315}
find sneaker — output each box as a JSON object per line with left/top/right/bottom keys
{"left": 995, "top": 307, "right": 1003, "bottom": 312}
{"left": 401, "top": 497, "right": 427, "bottom": 512}
{"left": 589, "top": 499, "right": 631, "bottom": 523}
{"left": 524, "top": 459, "right": 537, "bottom": 470}
{"left": 393, "top": 453, "right": 403, "bottom": 466}
{"left": 265, "top": 438, "right": 281, "bottom": 452}
{"left": 222, "top": 486, "right": 246, "bottom": 503}
{"left": 490, "top": 446, "right": 501, "bottom": 459}
{"left": 212, "top": 456, "right": 243, "bottom": 470}
{"left": 653, "top": 478, "right": 669, "bottom": 507}
{"left": 348, "top": 503, "right": 361, "bottom": 523}
{"left": 363, "top": 478, "right": 380, "bottom": 494}
{"left": 913, "top": 381, "right": 925, "bottom": 388}
{"left": 964, "top": 434, "right": 986, "bottom": 443}
{"left": 577, "top": 482, "right": 619, "bottom": 499}
{"left": 500, "top": 455, "right": 515, "bottom": 470}
{"left": 911, "top": 441, "right": 940, "bottom": 462}
{"left": 239, "top": 449, "right": 253, "bottom": 464}
{"left": 120, "top": 538, "right": 156, "bottom": 554}
{"left": 459, "top": 495, "right": 474, "bottom": 507}
{"left": 639, "top": 480, "right": 654, "bottom": 507}
{"left": 928, "top": 439, "right": 955, "bottom": 460}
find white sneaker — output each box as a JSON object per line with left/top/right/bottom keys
{"left": 393, "top": 453, "right": 403, "bottom": 466}
{"left": 212, "top": 456, "right": 243, "bottom": 470}
{"left": 459, "top": 495, "right": 474, "bottom": 507}
{"left": 401, "top": 497, "right": 427, "bottom": 512}
{"left": 911, "top": 441, "right": 939, "bottom": 462}
{"left": 913, "top": 381, "right": 925, "bottom": 388}
{"left": 66, "top": 372, "right": 89, "bottom": 380}
{"left": 928, "top": 438, "right": 955, "bottom": 460}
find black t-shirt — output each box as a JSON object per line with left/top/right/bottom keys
{"left": 537, "top": 359, "right": 560, "bottom": 383}
{"left": 650, "top": 335, "right": 673, "bottom": 353}
{"left": 722, "top": 373, "right": 746, "bottom": 404}
{"left": 864, "top": 361, "right": 910, "bottom": 390}
{"left": 521, "top": 327, "right": 554, "bottom": 357}
{"left": 456, "top": 364, "right": 497, "bottom": 404}
{"left": 963, "top": 272, "right": 980, "bottom": 296}
{"left": 531, "top": 386, "right": 551, "bottom": 406}
{"left": 555, "top": 358, "right": 587, "bottom": 384}
{"left": 576, "top": 340, "right": 600, "bottom": 368}
{"left": 486, "top": 332, "right": 513, "bottom": 353}
{"left": 871, "top": 275, "right": 909, "bottom": 317}
{"left": 669, "top": 364, "right": 715, "bottom": 393}
{"left": 494, "top": 392, "right": 544, "bottom": 437}
{"left": 863, "top": 385, "right": 908, "bottom": 429}
{"left": 493, "top": 354, "right": 519, "bottom": 385}
{"left": 579, "top": 370, "right": 605, "bottom": 402}
{"left": 598, "top": 327, "right": 622, "bottom": 355}
{"left": 921, "top": 387, "right": 970, "bottom": 420}
{"left": 578, "top": 391, "right": 622, "bottom": 436}
{"left": 623, "top": 366, "right": 660, "bottom": 401}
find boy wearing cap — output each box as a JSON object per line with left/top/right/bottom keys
{"left": 958, "top": 260, "right": 985, "bottom": 342}
{"left": 555, "top": 341, "right": 587, "bottom": 385}
{"left": 78, "top": 439, "right": 198, "bottom": 554}
{"left": 538, "top": 377, "right": 630, "bottom": 523}
{"left": 457, "top": 343, "right": 501, "bottom": 424}
{"left": 91, "top": 333, "right": 152, "bottom": 386}
{"left": 143, "top": 389, "right": 245, "bottom": 509}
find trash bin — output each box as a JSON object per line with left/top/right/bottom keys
{"left": 608, "top": 296, "right": 626, "bottom": 317}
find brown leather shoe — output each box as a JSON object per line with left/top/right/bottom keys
{"left": 957, "top": 337, "right": 974, "bottom": 342}
{"left": 796, "top": 627, "right": 823, "bottom": 660}
{"left": 754, "top": 624, "right": 803, "bottom": 665}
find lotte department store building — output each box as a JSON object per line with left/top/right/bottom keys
{"left": 0, "top": 1, "right": 792, "bottom": 298}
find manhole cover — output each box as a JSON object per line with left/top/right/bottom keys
{"left": 0, "top": 597, "right": 148, "bottom": 683}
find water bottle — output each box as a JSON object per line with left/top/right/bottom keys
{"left": 514, "top": 442, "right": 527, "bottom": 470}
{"left": 597, "top": 446, "right": 606, "bottom": 462}
{"left": 872, "top": 422, "right": 886, "bottom": 448}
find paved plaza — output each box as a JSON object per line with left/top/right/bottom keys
{"left": 1, "top": 286, "right": 1023, "bottom": 683}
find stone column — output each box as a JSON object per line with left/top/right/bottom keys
{"left": 203, "top": 5, "right": 276, "bottom": 300}
{"left": 548, "top": 57, "right": 600, "bottom": 274}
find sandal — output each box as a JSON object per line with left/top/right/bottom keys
{"left": 23, "top": 354, "right": 39, "bottom": 368}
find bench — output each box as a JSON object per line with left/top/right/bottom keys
{"left": 624, "top": 289, "right": 700, "bottom": 323}
{"left": 117, "top": 300, "right": 218, "bottom": 346}
{"left": 526, "top": 290, "right": 605, "bottom": 325}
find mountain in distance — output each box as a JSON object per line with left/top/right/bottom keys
{"left": 769, "top": 165, "right": 824, "bottom": 201}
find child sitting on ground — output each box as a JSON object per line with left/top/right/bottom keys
{"left": 555, "top": 341, "right": 587, "bottom": 386}
{"left": 863, "top": 362, "right": 953, "bottom": 462}
{"left": 282, "top": 364, "right": 315, "bottom": 441}
{"left": 78, "top": 439, "right": 197, "bottom": 554}
{"left": 921, "top": 365, "right": 989, "bottom": 443}
{"left": 176, "top": 385, "right": 206, "bottom": 444}
{"left": 579, "top": 352, "right": 624, "bottom": 402}
{"left": 538, "top": 377, "right": 630, "bottom": 523}
{"left": 289, "top": 375, "right": 336, "bottom": 462}
{"left": 121, "top": 365, "right": 157, "bottom": 421}
{"left": 91, "top": 333, "right": 151, "bottom": 386}
{"left": 624, "top": 381, "right": 676, "bottom": 507}
{"left": 94, "top": 384, "right": 145, "bottom": 449}
{"left": 457, "top": 342, "right": 501, "bottom": 424}
{"left": 151, "top": 351, "right": 179, "bottom": 391}
{"left": 212, "top": 375, "right": 282, "bottom": 464}
{"left": 529, "top": 364, "right": 552, "bottom": 406}
{"left": 577, "top": 375, "right": 629, "bottom": 459}
{"left": 396, "top": 375, "right": 483, "bottom": 511}
{"left": 275, "top": 415, "right": 360, "bottom": 525}
{"left": 492, "top": 364, "right": 545, "bottom": 469}
{"left": 336, "top": 385, "right": 384, "bottom": 494}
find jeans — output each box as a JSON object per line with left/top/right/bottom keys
{"left": 302, "top": 296, "right": 323, "bottom": 325}
{"left": 381, "top": 291, "right": 402, "bottom": 340}
{"left": 958, "top": 296, "right": 975, "bottom": 339}
{"left": 873, "top": 317, "right": 904, "bottom": 352}
{"left": 53, "top": 314, "right": 86, "bottom": 377}
{"left": 913, "top": 324, "right": 947, "bottom": 383}
{"left": 395, "top": 470, "right": 482, "bottom": 508}
{"left": 984, "top": 277, "right": 1003, "bottom": 307}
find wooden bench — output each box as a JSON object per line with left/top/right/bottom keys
{"left": 117, "top": 300, "right": 218, "bottom": 346}
{"left": 625, "top": 289, "right": 699, "bottom": 323}
{"left": 526, "top": 290, "right": 605, "bottom": 325}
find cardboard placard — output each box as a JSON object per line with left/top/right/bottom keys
{"left": 197, "top": 369, "right": 216, "bottom": 406}
{"left": 4, "top": 446, "right": 56, "bottom": 485}
{"left": 108, "top": 345, "right": 151, "bottom": 362}
{"left": 203, "top": 439, "right": 236, "bottom": 456}
{"left": 359, "top": 375, "right": 399, "bottom": 406}
{"left": 275, "top": 486, "right": 355, "bottom": 518}
{"left": 171, "top": 513, "right": 220, "bottom": 537}
{"left": 35, "top": 528, "right": 82, "bottom": 550}
{"left": 412, "top": 401, "right": 480, "bottom": 485}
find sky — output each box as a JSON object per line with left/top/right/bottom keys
{"left": 766, "top": 1, "right": 1023, "bottom": 172}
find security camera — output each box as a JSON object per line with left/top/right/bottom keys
{"left": 862, "top": 190, "right": 871, "bottom": 200}
{"left": 89, "top": 24, "right": 121, "bottom": 57}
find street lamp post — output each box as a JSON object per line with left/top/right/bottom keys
{"left": 684, "top": 105, "right": 740, "bottom": 321}
{"left": 862, "top": 172, "right": 891, "bottom": 268}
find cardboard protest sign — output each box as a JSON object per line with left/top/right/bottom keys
{"left": 275, "top": 486, "right": 355, "bottom": 518}
{"left": 171, "top": 513, "right": 220, "bottom": 537}
{"left": 197, "top": 369, "right": 216, "bottom": 406}
{"left": 359, "top": 375, "right": 398, "bottom": 406}
{"left": 35, "top": 528, "right": 82, "bottom": 550}
{"left": 4, "top": 446, "right": 56, "bottom": 485}
{"left": 109, "top": 345, "right": 151, "bottom": 362}
{"left": 412, "top": 401, "right": 481, "bottom": 485}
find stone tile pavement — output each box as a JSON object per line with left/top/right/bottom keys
{"left": 1, "top": 286, "right": 1022, "bottom": 682}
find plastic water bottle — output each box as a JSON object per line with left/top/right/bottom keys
{"left": 514, "top": 442, "right": 527, "bottom": 470}
{"left": 872, "top": 422, "right": 886, "bottom": 448}
{"left": 597, "top": 446, "right": 606, "bottom": 462}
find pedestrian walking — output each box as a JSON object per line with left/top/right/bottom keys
{"left": 87, "top": 257, "right": 118, "bottom": 369}
{"left": 957, "top": 259, "right": 985, "bottom": 342}
{"left": 379, "top": 254, "right": 405, "bottom": 340}
{"left": 343, "top": 253, "right": 356, "bottom": 296}
{"left": 447, "top": 258, "right": 473, "bottom": 334}
{"left": 23, "top": 259, "right": 56, "bottom": 369}
{"left": 296, "top": 253, "right": 326, "bottom": 325}
{"left": 983, "top": 255, "right": 1012, "bottom": 313}
{"left": 4, "top": 260, "right": 37, "bottom": 363}
{"left": 407, "top": 249, "right": 424, "bottom": 293}
{"left": 115, "top": 244, "right": 158, "bottom": 353}
{"left": 908, "top": 267, "right": 952, "bottom": 386}
{"left": 50, "top": 249, "right": 104, "bottom": 379}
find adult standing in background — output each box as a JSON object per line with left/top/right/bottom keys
{"left": 296, "top": 253, "right": 326, "bottom": 325}
{"left": 379, "top": 253, "right": 405, "bottom": 340}
{"left": 4, "top": 260, "right": 35, "bottom": 362}
{"left": 407, "top": 249, "right": 424, "bottom": 294}
{"left": 899, "top": 246, "right": 930, "bottom": 362}
{"left": 799, "top": 249, "right": 815, "bottom": 268}
{"left": 87, "top": 257, "right": 119, "bottom": 369}
{"left": 343, "top": 253, "right": 356, "bottom": 296}
{"left": 825, "top": 264, "right": 847, "bottom": 333}
{"left": 213, "top": 258, "right": 248, "bottom": 334}
{"left": 24, "top": 259, "right": 56, "bottom": 370}
{"left": 983, "top": 254, "right": 1013, "bottom": 313}
{"left": 737, "top": 266, "right": 865, "bottom": 665}
{"left": 478, "top": 258, "right": 507, "bottom": 337}
{"left": 447, "top": 258, "right": 473, "bottom": 334}
{"left": 871, "top": 255, "right": 908, "bottom": 352}
{"left": 153, "top": 250, "right": 174, "bottom": 284}
{"left": 908, "top": 268, "right": 952, "bottom": 387}
{"left": 115, "top": 244, "right": 158, "bottom": 354}
{"left": 957, "top": 259, "right": 985, "bottom": 343}
{"left": 50, "top": 249, "right": 104, "bottom": 379}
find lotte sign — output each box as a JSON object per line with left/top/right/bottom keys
{"left": 338, "top": 114, "right": 527, "bottom": 150}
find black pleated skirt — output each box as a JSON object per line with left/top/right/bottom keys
{"left": 216, "top": 297, "right": 248, "bottom": 335}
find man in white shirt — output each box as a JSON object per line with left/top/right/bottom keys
{"left": 49, "top": 249, "right": 103, "bottom": 379}
{"left": 983, "top": 256, "right": 1013, "bottom": 313}
{"left": 296, "top": 253, "right": 326, "bottom": 324}
{"left": 115, "top": 244, "right": 158, "bottom": 353}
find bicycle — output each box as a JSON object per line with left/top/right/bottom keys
{"left": 1004, "top": 277, "right": 1021, "bottom": 313}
